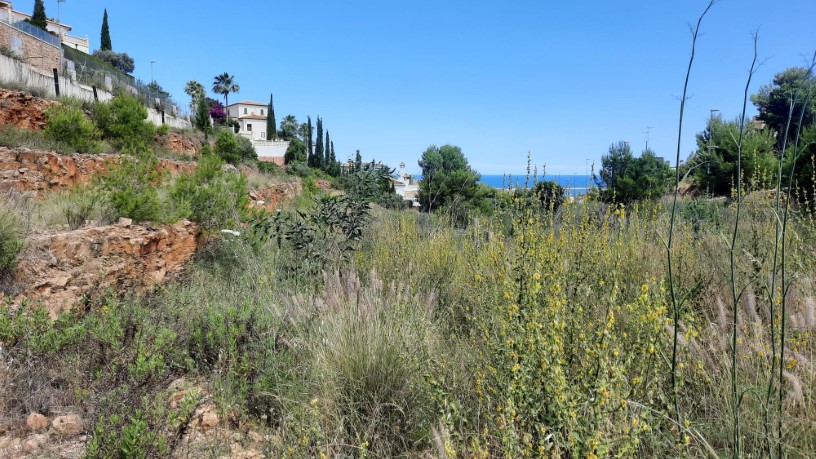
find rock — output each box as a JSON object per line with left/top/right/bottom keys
{"left": 201, "top": 410, "right": 219, "bottom": 429}
{"left": 51, "top": 414, "right": 83, "bottom": 436}
{"left": 118, "top": 217, "right": 133, "bottom": 227}
{"left": 248, "top": 431, "right": 264, "bottom": 443}
{"left": 22, "top": 438, "right": 39, "bottom": 453}
{"left": 222, "top": 164, "right": 239, "bottom": 174}
{"left": 26, "top": 412, "right": 48, "bottom": 431}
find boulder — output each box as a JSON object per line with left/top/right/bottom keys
{"left": 26, "top": 412, "right": 48, "bottom": 431}
{"left": 51, "top": 414, "right": 83, "bottom": 436}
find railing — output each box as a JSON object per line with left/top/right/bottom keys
{"left": 0, "top": 18, "right": 61, "bottom": 48}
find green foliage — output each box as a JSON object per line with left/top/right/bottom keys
{"left": 418, "top": 144, "right": 493, "bottom": 224}
{"left": 51, "top": 186, "right": 114, "bottom": 230}
{"left": 256, "top": 160, "right": 280, "bottom": 174}
{"left": 27, "top": 0, "right": 47, "bottom": 31}
{"left": 92, "top": 50, "right": 135, "bottom": 75}
{"left": 44, "top": 104, "right": 102, "bottom": 153}
{"left": 687, "top": 116, "right": 777, "bottom": 196}
{"left": 785, "top": 125, "right": 816, "bottom": 204}
{"left": 156, "top": 124, "right": 169, "bottom": 137}
{"left": 212, "top": 72, "right": 239, "bottom": 112}
{"left": 214, "top": 130, "right": 240, "bottom": 164}
{"left": 310, "top": 116, "right": 323, "bottom": 169}
{"left": 100, "top": 9, "right": 112, "bottom": 51}
{"left": 169, "top": 154, "right": 248, "bottom": 230}
{"left": 280, "top": 114, "right": 298, "bottom": 140}
{"left": 595, "top": 142, "right": 672, "bottom": 202}
{"left": 531, "top": 180, "right": 566, "bottom": 211}
{"left": 97, "top": 148, "right": 163, "bottom": 222}
{"left": 283, "top": 138, "right": 306, "bottom": 164}
{"left": 193, "top": 96, "right": 211, "bottom": 139}
{"left": 235, "top": 134, "right": 257, "bottom": 161}
{"left": 93, "top": 94, "right": 155, "bottom": 148}
{"left": 0, "top": 195, "right": 25, "bottom": 276}
{"left": 267, "top": 93, "right": 276, "bottom": 140}
{"left": 752, "top": 67, "right": 816, "bottom": 146}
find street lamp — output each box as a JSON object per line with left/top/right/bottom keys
{"left": 150, "top": 60, "right": 156, "bottom": 84}
{"left": 56, "top": 0, "right": 66, "bottom": 38}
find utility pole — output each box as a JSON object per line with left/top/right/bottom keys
{"left": 643, "top": 126, "right": 655, "bottom": 151}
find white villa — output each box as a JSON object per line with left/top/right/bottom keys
{"left": 225, "top": 100, "right": 288, "bottom": 164}
{"left": 0, "top": 1, "right": 89, "bottom": 53}
{"left": 394, "top": 162, "right": 420, "bottom": 207}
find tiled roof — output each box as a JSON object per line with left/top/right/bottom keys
{"left": 228, "top": 100, "right": 267, "bottom": 107}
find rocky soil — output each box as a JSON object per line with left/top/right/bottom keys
{"left": 0, "top": 89, "right": 56, "bottom": 131}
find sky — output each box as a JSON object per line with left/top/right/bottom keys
{"left": 15, "top": 0, "right": 816, "bottom": 175}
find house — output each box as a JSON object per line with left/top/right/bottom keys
{"left": 225, "top": 100, "right": 289, "bottom": 163}
{"left": 0, "top": 1, "right": 89, "bottom": 53}
{"left": 393, "top": 162, "right": 421, "bottom": 207}
{"left": 226, "top": 100, "right": 270, "bottom": 141}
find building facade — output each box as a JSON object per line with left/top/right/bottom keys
{"left": 226, "top": 100, "right": 270, "bottom": 141}
{"left": 0, "top": 1, "right": 89, "bottom": 53}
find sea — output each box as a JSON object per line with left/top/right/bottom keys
{"left": 479, "top": 174, "right": 593, "bottom": 195}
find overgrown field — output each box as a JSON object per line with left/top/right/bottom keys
{"left": 2, "top": 189, "right": 814, "bottom": 457}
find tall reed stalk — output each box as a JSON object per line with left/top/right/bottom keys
{"left": 728, "top": 33, "right": 759, "bottom": 459}
{"left": 666, "top": 0, "right": 716, "bottom": 443}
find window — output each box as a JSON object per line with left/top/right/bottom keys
{"left": 261, "top": 132, "right": 265, "bottom": 139}
{"left": 244, "top": 108, "right": 247, "bottom": 114}
{"left": 261, "top": 109, "right": 264, "bottom": 115}
{"left": 247, "top": 124, "right": 252, "bottom": 131}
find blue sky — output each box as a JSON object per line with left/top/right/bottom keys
{"left": 17, "top": 0, "right": 816, "bottom": 174}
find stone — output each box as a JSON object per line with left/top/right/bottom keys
{"left": 26, "top": 412, "right": 48, "bottom": 431}
{"left": 22, "top": 438, "right": 39, "bottom": 453}
{"left": 201, "top": 410, "right": 219, "bottom": 429}
{"left": 51, "top": 414, "right": 83, "bottom": 436}
{"left": 118, "top": 217, "right": 133, "bottom": 227}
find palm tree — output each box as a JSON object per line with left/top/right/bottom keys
{"left": 184, "top": 80, "right": 205, "bottom": 112}
{"left": 279, "top": 115, "right": 298, "bottom": 140}
{"left": 212, "top": 73, "right": 239, "bottom": 120}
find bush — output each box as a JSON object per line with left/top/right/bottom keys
{"left": 49, "top": 186, "right": 116, "bottom": 230}
{"left": 97, "top": 147, "right": 163, "bottom": 222}
{"left": 214, "top": 131, "right": 240, "bottom": 164}
{"left": 0, "top": 194, "right": 25, "bottom": 276}
{"left": 156, "top": 124, "right": 169, "bottom": 137}
{"left": 169, "top": 154, "right": 248, "bottom": 230}
{"left": 235, "top": 134, "right": 257, "bottom": 161}
{"left": 256, "top": 160, "right": 279, "bottom": 174}
{"left": 44, "top": 104, "right": 101, "bottom": 153}
{"left": 93, "top": 94, "right": 155, "bottom": 148}
{"left": 532, "top": 180, "right": 566, "bottom": 211}
{"left": 91, "top": 49, "right": 135, "bottom": 74}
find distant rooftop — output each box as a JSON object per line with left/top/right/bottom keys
{"left": 228, "top": 100, "right": 266, "bottom": 107}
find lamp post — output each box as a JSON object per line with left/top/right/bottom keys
{"left": 56, "top": 0, "right": 66, "bottom": 39}
{"left": 150, "top": 60, "right": 156, "bottom": 84}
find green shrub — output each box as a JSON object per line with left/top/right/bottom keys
{"left": 169, "top": 154, "right": 248, "bottom": 230}
{"left": 48, "top": 186, "right": 116, "bottom": 230}
{"left": 256, "top": 160, "right": 279, "bottom": 174}
{"left": 0, "top": 195, "right": 26, "bottom": 275}
{"left": 44, "top": 104, "right": 101, "bottom": 153}
{"left": 235, "top": 134, "right": 257, "bottom": 161}
{"left": 156, "top": 124, "right": 169, "bottom": 137}
{"left": 94, "top": 94, "right": 155, "bottom": 148}
{"left": 214, "top": 131, "right": 240, "bottom": 164}
{"left": 97, "top": 147, "right": 164, "bottom": 222}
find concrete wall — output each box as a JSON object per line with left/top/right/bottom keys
{"left": 0, "top": 53, "right": 191, "bottom": 129}
{"left": 254, "top": 139, "right": 289, "bottom": 161}
{"left": 0, "top": 20, "right": 60, "bottom": 74}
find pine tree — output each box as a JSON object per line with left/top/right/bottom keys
{"left": 28, "top": 0, "right": 48, "bottom": 31}
{"left": 266, "top": 93, "right": 276, "bottom": 140}
{"left": 100, "top": 9, "right": 112, "bottom": 51}
{"left": 355, "top": 150, "right": 362, "bottom": 172}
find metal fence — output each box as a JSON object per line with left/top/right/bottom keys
{"left": 1, "top": 18, "right": 61, "bottom": 48}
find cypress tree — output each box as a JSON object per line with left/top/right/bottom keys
{"left": 28, "top": 0, "right": 48, "bottom": 31}
{"left": 312, "top": 117, "right": 324, "bottom": 169}
{"left": 306, "top": 116, "right": 314, "bottom": 166}
{"left": 354, "top": 150, "right": 362, "bottom": 172}
{"left": 266, "top": 93, "right": 276, "bottom": 140}
{"left": 324, "top": 130, "right": 331, "bottom": 171}
{"left": 330, "top": 141, "right": 338, "bottom": 176}
{"left": 100, "top": 9, "right": 112, "bottom": 50}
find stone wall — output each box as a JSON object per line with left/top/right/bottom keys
{"left": 0, "top": 21, "right": 61, "bottom": 75}
{"left": 13, "top": 219, "right": 199, "bottom": 318}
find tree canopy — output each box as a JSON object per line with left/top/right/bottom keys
{"left": 418, "top": 144, "right": 493, "bottom": 223}
{"left": 212, "top": 73, "right": 240, "bottom": 116}
{"left": 595, "top": 142, "right": 671, "bottom": 203}
{"left": 751, "top": 67, "right": 816, "bottom": 146}
{"left": 27, "top": 0, "right": 48, "bottom": 31}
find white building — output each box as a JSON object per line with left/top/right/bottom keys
{"left": 0, "top": 1, "right": 89, "bottom": 53}
{"left": 393, "top": 162, "right": 420, "bottom": 207}
{"left": 225, "top": 100, "right": 289, "bottom": 163}
{"left": 226, "top": 100, "right": 270, "bottom": 141}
